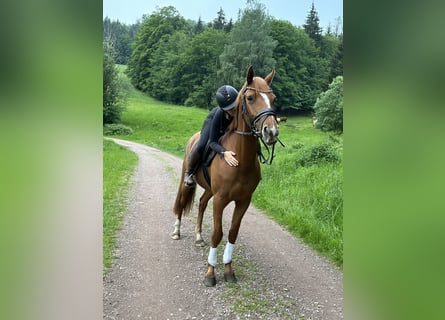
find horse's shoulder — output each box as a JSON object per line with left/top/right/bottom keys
{"left": 220, "top": 131, "right": 236, "bottom": 148}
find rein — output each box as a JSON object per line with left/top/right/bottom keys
{"left": 234, "top": 87, "right": 285, "bottom": 165}
{"left": 257, "top": 134, "right": 285, "bottom": 165}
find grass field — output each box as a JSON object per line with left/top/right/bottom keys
{"left": 103, "top": 139, "right": 138, "bottom": 270}
{"left": 105, "top": 65, "right": 343, "bottom": 266}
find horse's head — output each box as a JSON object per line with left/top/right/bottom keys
{"left": 238, "top": 66, "right": 279, "bottom": 145}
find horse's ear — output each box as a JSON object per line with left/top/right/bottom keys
{"left": 246, "top": 65, "right": 254, "bottom": 85}
{"left": 265, "top": 69, "right": 275, "bottom": 85}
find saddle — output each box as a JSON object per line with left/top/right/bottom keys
{"left": 200, "top": 142, "right": 217, "bottom": 187}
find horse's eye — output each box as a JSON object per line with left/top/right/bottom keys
{"left": 246, "top": 95, "right": 254, "bottom": 102}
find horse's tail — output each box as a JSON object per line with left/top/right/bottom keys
{"left": 173, "top": 167, "right": 196, "bottom": 217}
{"left": 173, "top": 135, "right": 199, "bottom": 217}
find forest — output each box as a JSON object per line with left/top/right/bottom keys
{"left": 103, "top": 0, "right": 342, "bottom": 114}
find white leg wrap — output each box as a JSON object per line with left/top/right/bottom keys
{"left": 223, "top": 242, "right": 235, "bottom": 264}
{"left": 208, "top": 247, "right": 218, "bottom": 267}
{"left": 173, "top": 218, "right": 181, "bottom": 235}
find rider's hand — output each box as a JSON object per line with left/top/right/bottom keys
{"left": 223, "top": 151, "right": 239, "bottom": 167}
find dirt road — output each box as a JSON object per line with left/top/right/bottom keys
{"left": 103, "top": 138, "right": 343, "bottom": 320}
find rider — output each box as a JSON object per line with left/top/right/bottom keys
{"left": 184, "top": 85, "right": 240, "bottom": 186}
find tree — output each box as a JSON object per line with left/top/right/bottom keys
{"left": 127, "top": 6, "right": 190, "bottom": 92}
{"left": 180, "top": 29, "right": 228, "bottom": 108}
{"left": 319, "top": 33, "right": 342, "bottom": 87}
{"left": 303, "top": 2, "right": 323, "bottom": 47}
{"left": 328, "top": 35, "right": 343, "bottom": 82}
{"left": 212, "top": 8, "right": 227, "bottom": 30}
{"left": 103, "top": 18, "right": 135, "bottom": 65}
{"left": 270, "top": 20, "right": 327, "bottom": 112}
{"left": 103, "top": 40, "right": 125, "bottom": 124}
{"left": 146, "top": 31, "right": 191, "bottom": 103}
{"left": 314, "top": 76, "right": 343, "bottom": 133}
{"left": 194, "top": 16, "right": 205, "bottom": 34}
{"left": 333, "top": 16, "right": 343, "bottom": 37}
{"left": 219, "top": 0, "right": 277, "bottom": 88}
{"left": 225, "top": 18, "right": 233, "bottom": 33}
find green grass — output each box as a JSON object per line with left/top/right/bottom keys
{"left": 106, "top": 65, "right": 343, "bottom": 267}
{"left": 253, "top": 119, "right": 343, "bottom": 265}
{"left": 112, "top": 67, "right": 208, "bottom": 157}
{"left": 103, "top": 139, "right": 138, "bottom": 271}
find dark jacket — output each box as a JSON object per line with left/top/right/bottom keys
{"left": 196, "top": 107, "right": 233, "bottom": 156}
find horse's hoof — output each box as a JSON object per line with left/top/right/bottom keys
{"left": 171, "top": 233, "right": 180, "bottom": 240}
{"left": 204, "top": 276, "right": 216, "bottom": 287}
{"left": 195, "top": 239, "right": 205, "bottom": 247}
{"left": 224, "top": 272, "right": 237, "bottom": 283}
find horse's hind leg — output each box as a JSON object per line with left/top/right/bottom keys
{"left": 172, "top": 132, "right": 200, "bottom": 240}
{"left": 171, "top": 216, "right": 181, "bottom": 240}
{"left": 171, "top": 182, "right": 196, "bottom": 240}
{"left": 195, "top": 189, "right": 212, "bottom": 246}
{"left": 171, "top": 164, "right": 188, "bottom": 240}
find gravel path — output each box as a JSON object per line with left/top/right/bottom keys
{"left": 103, "top": 138, "right": 343, "bottom": 320}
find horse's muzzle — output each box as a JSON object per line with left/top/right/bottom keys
{"left": 262, "top": 125, "right": 279, "bottom": 145}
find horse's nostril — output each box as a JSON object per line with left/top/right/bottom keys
{"left": 264, "top": 126, "right": 275, "bottom": 138}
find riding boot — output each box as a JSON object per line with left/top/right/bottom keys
{"left": 184, "top": 148, "right": 201, "bottom": 187}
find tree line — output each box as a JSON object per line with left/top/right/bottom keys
{"left": 103, "top": 0, "right": 342, "bottom": 115}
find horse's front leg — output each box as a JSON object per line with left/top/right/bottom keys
{"left": 204, "top": 197, "right": 226, "bottom": 287}
{"left": 223, "top": 198, "right": 250, "bottom": 283}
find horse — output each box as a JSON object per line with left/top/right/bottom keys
{"left": 171, "top": 66, "right": 279, "bottom": 286}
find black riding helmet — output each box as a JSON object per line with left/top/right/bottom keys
{"left": 215, "top": 85, "right": 238, "bottom": 111}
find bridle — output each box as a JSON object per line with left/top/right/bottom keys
{"left": 235, "top": 86, "right": 284, "bottom": 164}
{"left": 239, "top": 86, "right": 277, "bottom": 136}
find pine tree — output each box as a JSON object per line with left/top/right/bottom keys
{"left": 224, "top": 18, "right": 233, "bottom": 33}
{"left": 212, "top": 8, "right": 227, "bottom": 30}
{"left": 195, "top": 16, "right": 205, "bottom": 34}
{"left": 303, "top": 2, "right": 323, "bottom": 47}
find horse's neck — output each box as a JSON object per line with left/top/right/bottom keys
{"left": 233, "top": 114, "right": 258, "bottom": 163}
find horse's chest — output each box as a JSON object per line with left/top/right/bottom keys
{"left": 232, "top": 173, "right": 260, "bottom": 193}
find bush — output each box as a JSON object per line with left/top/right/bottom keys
{"left": 290, "top": 142, "right": 305, "bottom": 150}
{"left": 297, "top": 142, "right": 340, "bottom": 167}
{"left": 103, "top": 123, "right": 133, "bottom": 136}
{"left": 314, "top": 76, "right": 343, "bottom": 132}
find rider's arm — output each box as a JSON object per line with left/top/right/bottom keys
{"left": 208, "top": 109, "right": 239, "bottom": 166}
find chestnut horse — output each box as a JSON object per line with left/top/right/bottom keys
{"left": 171, "top": 66, "right": 279, "bottom": 286}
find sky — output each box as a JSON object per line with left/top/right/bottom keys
{"left": 103, "top": 0, "right": 343, "bottom": 31}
